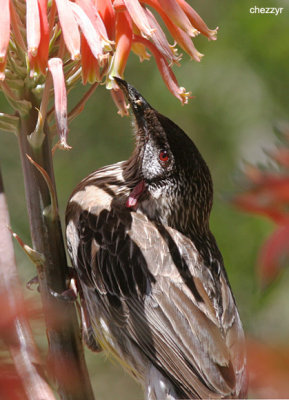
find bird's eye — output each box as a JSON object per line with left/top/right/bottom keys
{"left": 159, "top": 150, "right": 169, "bottom": 163}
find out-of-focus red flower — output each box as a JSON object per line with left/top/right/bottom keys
{"left": 0, "top": 292, "right": 43, "bottom": 400}
{"left": 247, "top": 338, "right": 289, "bottom": 398}
{"left": 257, "top": 223, "right": 289, "bottom": 285}
{"left": 233, "top": 132, "right": 289, "bottom": 285}
{"left": 2, "top": 0, "right": 217, "bottom": 145}
{"left": 0, "top": 363, "right": 26, "bottom": 400}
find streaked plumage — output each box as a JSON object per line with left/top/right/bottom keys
{"left": 66, "top": 78, "right": 247, "bottom": 399}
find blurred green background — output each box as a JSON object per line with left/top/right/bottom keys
{"left": 1, "top": 0, "right": 288, "bottom": 398}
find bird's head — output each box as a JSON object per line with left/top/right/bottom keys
{"left": 115, "top": 78, "right": 213, "bottom": 236}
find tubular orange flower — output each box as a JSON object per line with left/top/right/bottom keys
{"left": 123, "top": 0, "right": 153, "bottom": 38}
{"left": 140, "top": 0, "right": 204, "bottom": 60}
{"left": 96, "top": 0, "right": 115, "bottom": 40}
{"left": 54, "top": 0, "right": 81, "bottom": 60}
{"left": 144, "top": 8, "right": 179, "bottom": 64}
{"left": 71, "top": 2, "right": 106, "bottom": 64}
{"left": 157, "top": 0, "right": 198, "bottom": 37}
{"left": 76, "top": 0, "right": 112, "bottom": 49}
{"left": 0, "top": 0, "right": 10, "bottom": 80}
{"left": 29, "top": 0, "right": 49, "bottom": 76}
{"left": 26, "top": 0, "right": 41, "bottom": 58}
{"left": 107, "top": 10, "right": 133, "bottom": 87}
{"left": 133, "top": 34, "right": 191, "bottom": 104}
{"left": 80, "top": 35, "right": 101, "bottom": 84}
{"left": 176, "top": 0, "right": 218, "bottom": 40}
{"left": 161, "top": 13, "right": 203, "bottom": 61}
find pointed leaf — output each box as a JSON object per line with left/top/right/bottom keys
{"left": 26, "top": 154, "right": 58, "bottom": 220}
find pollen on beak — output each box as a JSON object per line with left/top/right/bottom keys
{"left": 114, "top": 76, "right": 152, "bottom": 117}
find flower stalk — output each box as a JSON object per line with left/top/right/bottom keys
{"left": 17, "top": 110, "right": 95, "bottom": 399}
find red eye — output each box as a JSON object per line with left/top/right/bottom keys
{"left": 159, "top": 150, "right": 169, "bottom": 163}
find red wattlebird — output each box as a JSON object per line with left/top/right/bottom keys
{"left": 66, "top": 78, "right": 247, "bottom": 399}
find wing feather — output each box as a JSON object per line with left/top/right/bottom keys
{"left": 66, "top": 185, "right": 246, "bottom": 398}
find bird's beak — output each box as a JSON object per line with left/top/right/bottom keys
{"left": 114, "top": 78, "right": 149, "bottom": 208}
{"left": 114, "top": 77, "right": 152, "bottom": 122}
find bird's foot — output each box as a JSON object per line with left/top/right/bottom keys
{"left": 26, "top": 267, "right": 79, "bottom": 302}
{"left": 26, "top": 275, "right": 40, "bottom": 292}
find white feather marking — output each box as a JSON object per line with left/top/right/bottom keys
{"left": 66, "top": 220, "right": 79, "bottom": 266}
{"left": 70, "top": 185, "right": 112, "bottom": 212}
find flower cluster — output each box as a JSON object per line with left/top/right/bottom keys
{"left": 233, "top": 127, "right": 289, "bottom": 285}
{"left": 0, "top": 0, "right": 216, "bottom": 148}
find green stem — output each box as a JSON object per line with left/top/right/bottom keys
{"left": 17, "top": 109, "right": 95, "bottom": 400}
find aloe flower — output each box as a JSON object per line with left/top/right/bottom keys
{"left": 0, "top": 0, "right": 217, "bottom": 147}
{"left": 233, "top": 129, "right": 289, "bottom": 285}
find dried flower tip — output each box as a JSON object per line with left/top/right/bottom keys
{"left": 48, "top": 58, "right": 70, "bottom": 150}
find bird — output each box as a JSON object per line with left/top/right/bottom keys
{"left": 65, "top": 78, "right": 247, "bottom": 400}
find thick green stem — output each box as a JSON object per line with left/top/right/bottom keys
{"left": 17, "top": 109, "right": 94, "bottom": 400}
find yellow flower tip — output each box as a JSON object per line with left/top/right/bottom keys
{"left": 179, "top": 87, "right": 192, "bottom": 105}
{"left": 99, "top": 53, "right": 109, "bottom": 68}
{"left": 102, "top": 40, "right": 114, "bottom": 53}
{"left": 59, "top": 139, "right": 72, "bottom": 151}
{"left": 188, "top": 27, "right": 199, "bottom": 38}
{"left": 52, "top": 140, "right": 72, "bottom": 155}
{"left": 71, "top": 51, "right": 81, "bottom": 61}
{"left": 190, "top": 51, "right": 204, "bottom": 63}
{"left": 29, "top": 68, "right": 38, "bottom": 79}
{"left": 208, "top": 27, "right": 218, "bottom": 41}
{"left": 148, "top": 27, "right": 157, "bottom": 36}
{"left": 170, "top": 53, "right": 182, "bottom": 67}
{"left": 0, "top": 55, "right": 5, "bottom": 63}
{"left": 197, "top": 52, "right": 204, "bottom": 61}
{"left": 138, "top": 53, "right": 151, "bottom": 62}
{"left": 106, "top": 75, "right": 118, "bottom": 90}
{"left": 29, "top": 47, "right": 38, "bottom": 57}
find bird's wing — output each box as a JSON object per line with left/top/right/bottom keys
{"left": 67, "top": 200, "right": 246, "bottom": 399}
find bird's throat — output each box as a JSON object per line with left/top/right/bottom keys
{"left": 126, "top": 180, "right": 146, "bottom": 208}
